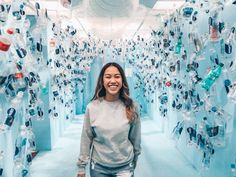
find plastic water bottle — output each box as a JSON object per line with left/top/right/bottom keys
{"left": 14, "top": 72, "right": 27, "bottom": 94}
{"left": 0, "top": 107, "right": 16, "bottom": 132}
{"left": 202, "top": 140, "right": 214, "bottom": 169}
{"left": 214, "top": 114, "right": 226, "bottom": 147}
{"left": 172, "top": 121, "right": 184, "bottom": 140}
{"left": 13, "top": 160, "right": 29, "bottom": 177}
{"left": 230, "top": 164, "right": 236, "bottom": 177}
{"left": 14, "top": 125, "right": 28, "bottom": 162}
{"left": 175, "top": 36, "right": 182, "bottom": 54}
{"left": 27, "top": 129, "right": 36, "bottom": 152}
{"left": 197, "top": 117, "right": 209, "bottom": 150}
{"left": 228, "top": 83, "right": 236, "bottom": 103}
{"left": 225, "top": 27, "right": 235, "bottom": 55}
{"left": 0, "top": 151, "right": 4, "bottom": 176}
{"left": 212, "top": 63, "right": 224, "bottom": 77}
{"left": 201, "top": 63, "right": 224, "bottom": 90}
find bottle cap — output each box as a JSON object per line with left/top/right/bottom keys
{"left": 231, "top": 164, "right": 236, "bottom": 169}
{"left": 6, "top": 28, "right": 15, "bottom": 34}
{"left": 15, "top": 73, "right": 24, "bottom": 79}
{"left": 0, "top": 36, "right": 11, "bottom": 51}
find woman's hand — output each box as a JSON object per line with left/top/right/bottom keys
{"left": 77, "top": 174, "right": 85, "bottom": 177}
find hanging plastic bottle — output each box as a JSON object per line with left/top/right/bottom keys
{"left": 35, "top": 101, "right": 44, "bottom": 121}
{"left": 189, "top": 70, "right": 202, "bottom": 84}
{"left": 28, "top": 89, "right": 38, "bottom": 108}
{"left": 13, "top": 160, "right": 29, "bottom": 177}
{"left": 209, "top": 24, "right": 219, "bottom": 42}
{"left": 13, "top": 71, "right": 27, "bottom": 94}
{"left": 25, "top": 149, "right": 32, "bottom": 167}
{"left": 0, "top": 2, "right": 10, "bottom": 26}
{"left": 172, "top": 120, "right": 184, "bottom": 140}
{"left": 13, "top": 126, "right": 31, "bottom": 177}
{"left": 0, "top": 35, "right": 11, "bottom": 52}
{"left": 182, "top": 2, "right": 194, "bottom": 19}
{"left": 4, "top": 1, "right": 24, "bottom": 30}
{"left": 0, "top": 151, "right": 4, "bottom": 176}
{"left": 197, "top": 117, "right": 209, "bottom": 150}
{"left": 14, "top": 125, "right": 28, "bottom": 162}
{"left": 10, "top": 91, "right": 24, "bottom": 109}
{"left": 213, "top": 114, "right": 226, "bottom": 147}
{"left": 40, "top": 82, "right": 48, "bottom": 95}
{"left": 27, "top": 129, "right": 36, "bottom": 152}
{"left": 32, "top": 2, "right": 47, "bottom": 43}
{"left": 189, "top": 23, "right": 203, "bottom": 53}
{"left": 185, "top": 112, "right": 197, "bottom": 146}
{"left": 225, "top": 27, "right": 235, "bottom": 55}
{"left": 201, "top": 63, "right": 224, "bottom": 91}
{"left": 230, "top": 163, "right": 236, "bottom": 177}
{"left": 189, "top": 89, "right": 203, "bottom": 110}
{"left": 208, "top": 11, "right": 220, "bottom": 42}
{"left": 0, "top": 107, "right": 16, "bottom": 132}
{"left": 175, "top": 34, "right": 183, "bottom": 54}
{"left": 24, "top": 116, "right": 32, "bottom": 130}
{"left": 228, "top": 83, "right": 236, "bottom": 103}
{"left": 220, "top": 38, "right": 225, "bottom": 56}
{"left": 182, "top": 94, "right": 192, "bottom": 114}
{"left": 3, "top": 28, "right": 28, "bottom": 67}
{"left": 26, "top": 72, "right": 41, "bottom": 90}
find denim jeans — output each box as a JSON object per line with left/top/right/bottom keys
{"left": 90, "top": 161, "right": 134, "bottom": 177}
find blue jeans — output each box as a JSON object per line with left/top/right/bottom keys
{"left": 90, "top": 161, "right": 134, "bottom": 177}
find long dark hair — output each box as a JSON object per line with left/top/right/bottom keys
{"left": 91, "top": 62, "right": 137, "bottom": 122}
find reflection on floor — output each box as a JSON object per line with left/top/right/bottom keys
{"left": 31, "top": 116, "right": 202, "bottom": 177}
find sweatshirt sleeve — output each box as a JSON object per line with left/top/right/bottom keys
{"left": 77, "top": 106, "right": 94, "bottom": 174}
{"left": 129, "top": 106, "right": 141, "bottom": 165}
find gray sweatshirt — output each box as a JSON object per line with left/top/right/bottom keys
{"left": 77, "top": 98, "right": 141, "bottom": 174}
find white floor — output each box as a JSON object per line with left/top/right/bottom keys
{"left": 31, "top": 116, "right": 202, "bottom": 177}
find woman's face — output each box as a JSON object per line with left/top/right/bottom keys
{"left": 103, "top": 66, "right": 123, "bottom": 100}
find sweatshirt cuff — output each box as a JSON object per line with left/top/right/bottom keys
{"left": 77, "top": 161, "right": 86, "bottom": 174}
{"left": 78, "top": 167, "right": 86, "bottom": 174}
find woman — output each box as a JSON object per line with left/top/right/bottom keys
{"left": 77, "top": 62, "right": 141, "bottom": 177}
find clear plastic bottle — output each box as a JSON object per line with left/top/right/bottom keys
{"left": 14, "top": 125, "right": 28, "bottom": 162}
{"left": 0, "top": 151, "right": 4, "bottom": 176}
{"left": 27, "top": 129, "right": 36, "bottom": 152}
{"left": 175, "top": 35, "right": 182, "bottom": 54}
{"left": 10, "top": 91, "right": 24, "bottom": 109}
{"left": 214, "top": 114, "right": 226, "bottom": 147}
{"left": 0, "top": 107, "right": 16, "bottom": 132}
{"left": 13, "top": 125, "right": 31, "bottom": 176}
{"left": 225, "top": 27, "right": 235, "bottom": 55}
{"left": 189, "top": 23, "right": 203, "bottom": 53}
{"left": 230, "top": 164, "right": 236, "bottom": 177}
{"left": 228, "top": 83, "right": 236, "bottom": 103}
{"left": 197, "top": 117, "right": 209, "bottom": 150}
{"left": 13, "top": 71, "right": 27, "bottom": 94}
{"left": 0, "top": 104, "right": 3, "bottom": 124}
{"left": 185, "top": 115, "right": 197, "bottom": 146}
{"left": 172, "top": 121, "right": 184, "bottom": 140}
{"left": 13, "top": 160, "right": 28, "bottom": 177}
{"left": 201, "top": 63, "right": 224, "bottom": 90}
{"left": 209, "top": 11, "right": 220, "bottom": 42}
{"left": 201, "top": 140, "right": 214, "bottom": 169}
{"left": 212, "top": 63, "right": 224, "bottom": 78}
{"left": 34, "top": 100, "right": 44, "bottom": 121}
{"left": 202, "top": 151, "right": 210, "bottom": 169}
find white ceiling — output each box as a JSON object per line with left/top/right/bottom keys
{"left": 29, "top": 0, "right": 185, "bottom": 39}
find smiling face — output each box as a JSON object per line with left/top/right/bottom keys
{"left": 103, "top": 66, "right": 123, "bottom": 101}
